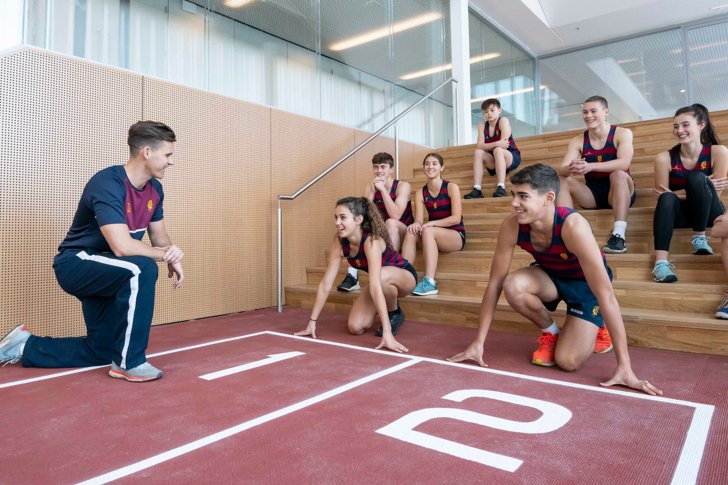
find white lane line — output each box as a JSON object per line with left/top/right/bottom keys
{"left": 199, "top": 351, "right": 305, "bottom": 381}
{"left": 0, "top": 331, "right": 270, "bottom": 389}
{"left": 76, "top": 358, "right": 420, "bottom": 485}
{"left": 264, "top": 332, "right": 709, "bottom": 406}
{"left": 671, "top": 403, "right": 715, "bottom": 485}
{"left": 266, "top": 331, "right": 714, "bottom": 485}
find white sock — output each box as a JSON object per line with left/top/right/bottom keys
{"left": 613, "top": 221, "right": 627, "bottom": 238}
{"left": 655, "top": 259, "right": 668, "bottom": 266}
{"left": 348, "top": 267, "right": 358, "bottom": 278}
{"left": 473, "top": 184, "right": 481, "bottom": 191}
{"left": 543, "top": 322, "right": 560, "bottom": 335}
{"left": 425, "top": 276, "right": 436, "bottom": 285}
{"left": 497, "top": 183, "right": 505, "bottom": 188}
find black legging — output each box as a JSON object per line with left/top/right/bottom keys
{"left": 653, "top": 171, "right": 725, "bottom": 251}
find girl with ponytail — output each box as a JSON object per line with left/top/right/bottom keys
{"left": 295, "top": 196, "right": 417, "bottom": 352}
{"left": 651, "top": 104, "right": 728, "bottom": 283}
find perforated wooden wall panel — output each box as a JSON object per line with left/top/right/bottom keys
{"left": 271, "top": 109, "right": 358, "bottom": 302}
{"left": 1, "top": 47, "right": 433, "bottom": 336}
{"left": 0, "top": 48, "right": 143, "bottom": 337}
{"left": 142, "top": 78, "right": 273, "bottom": 323}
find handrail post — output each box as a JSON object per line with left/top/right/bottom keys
{"left": 276, "top": 77, "right": 457, "bottom": 313}
{"left": 453, "top": 80, "right": 460, "bottom": 146}
{"left": 277, "top": 199, "right": 283, "bottom": 312}
{"left": 394, "top": 125, "right": 399, "bottom": 180}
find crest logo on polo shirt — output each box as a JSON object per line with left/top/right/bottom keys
{"left": 560, "top": 253, "right": 568, "bottom": 260}
{"left": 700, "top": 161, "right": 708, "bottom": 170}
{"left": 433, "top": 202, "right": 438, "bottom": 209}
{"left": 147, "top": 200, "right": 153, "bottom": 212}
{"left": 126, "top": 202, "right": 132, "bottom": 213}
{"left": 597, "top": 155, "right": 603, "bottom": 162}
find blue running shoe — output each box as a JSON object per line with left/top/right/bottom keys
{"left": 692, "top": 236, "right": 714, "bottom": 255}
{"left": 715, "top": 295, "right": 728, "bottom": 319}
{"left": 652, "top": 261, "right": 678, "bottom": 283}
{"left": 0, "top": 324, "right": 31, "bottom": 365}
{"left": 412, "top": 276, "right": 438, "bottom": 296}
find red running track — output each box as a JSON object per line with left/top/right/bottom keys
{"left": 0, "top": 307, "right": 725, "bottom": 484}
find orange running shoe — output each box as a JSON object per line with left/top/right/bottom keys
{"left": 532, "top": 332, "right": 559, "bottom": 366}
{"left": 594, "top": 326, "right": 613, "bottom": 353}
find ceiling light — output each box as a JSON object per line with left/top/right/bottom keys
{"left": 330, "top": 12, "right": 442, "bottom": 51}
{"left": 470, "top": 85, "right": 546, "bottom": 104}
{"left": 400, "top": 53, "right": 500, "bottom": 80}
{"left": 710, "top": 4, "right": 728, "bottom": 10}
{"left": 224, "top": 0, "right": 253, "bottom": 7}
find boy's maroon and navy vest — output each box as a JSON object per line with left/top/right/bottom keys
{"left": 484, "top": 118, "right": 519, "bottom": 154}
{"left": 373, "top": 179, "right": 414, "bottom": 225}
{"left": 582, "top": 125, "right": 628, "bottom": 182}
{"left": 517, "top": 207, "right": 608, "bottom": 280}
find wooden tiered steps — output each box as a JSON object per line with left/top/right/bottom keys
{"left": 286, "top": 111, "right": 728, "bottom": 356}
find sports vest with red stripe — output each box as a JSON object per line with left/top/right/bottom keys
{"left": 340, "top": 232, "right": 408, "bottom": 273}
{"left": 422, "top": 180, "right": 465, "bottom": 232}
{"left": 668, "top": 144, "right": 712, "bottom": 191}
{"left": 582, "top": 125, "right": 626, "bottom": 181}
{"left": 484, "top": 118, "right": 519, "bottom": 154}
{"left": 373, "top": 179, "right": 414, "bottom": 225}
{"left": 517, "top": 207, "right": 607, "bottom": 280}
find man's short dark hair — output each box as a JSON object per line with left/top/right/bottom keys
{"left": 583, "top": 95, "right": 608, "bottom": 109}
{"left": 372, "top": 152, "right": 394, "bottom": 167}
{"left": 510, "top": 163, "right": 560, "bottom": 196}
{"left": 128, "top": 121, "right": 176, "bottom": 155}
{"left": 481, "top": 98, "right": 501, "bottom": 111}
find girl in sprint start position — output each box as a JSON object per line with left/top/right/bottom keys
{"left": 296, "top": 197, "right": 417, "bottom": 353}
{"left": 402, "top": 152, "right": 466, "bottom": 296}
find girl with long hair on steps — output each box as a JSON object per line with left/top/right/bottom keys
{"left": 295, "top": 197, "right": 417, "bottom": 353}
{"left": 401, "top": 152, "right": 466, "bottom": 296}
{"left": 651, "top": 104, "right": 728, "bottom": 283}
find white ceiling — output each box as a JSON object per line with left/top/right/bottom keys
{"left": 470, "top": 0, "right": 728, "bottom": 55}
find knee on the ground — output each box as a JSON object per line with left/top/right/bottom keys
{"left": 347, "top": 323, "right": 366, "bottom": 335}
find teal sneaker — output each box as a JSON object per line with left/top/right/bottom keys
{"left": 0, "top": 324, "right": 31, "bottom": 365}
{"left": 652, "top": 261, "right": 678, "bottom": 283}
{"left": 412, "top": 277, "right": 438, "bottom": 296}
{"left": 692, "top": 236, "right": 714, "bottom": 255}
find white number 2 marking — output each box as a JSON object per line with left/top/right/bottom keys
{"left": 376, "top": 389, "right": 572, "bottom": 472}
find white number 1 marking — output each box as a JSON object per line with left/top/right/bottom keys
{"left": 199, "top": 352, "right": 305, "bottom": 381}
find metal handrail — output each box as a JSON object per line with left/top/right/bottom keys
{"left": 277, "top": 77, "right": 458, "bottom": 311}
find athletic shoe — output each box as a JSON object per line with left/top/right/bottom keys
{"left": 464, "top": 188, "right": 484, "bottom": 199}
{"left": 376, "top": 306, "right": 406, "bottom": 337}
{"left": 691, "top": 236, "right": 714, "bottom": 255}
{"left": 715, "top": 295, "right": 728, "bottom": 319}
{"left": 652, "top": 261, "right": 678, "bottom": 283}
{"left": 109, "top": 361, "right": 163, "bottom": 382}
{"left": 336, "top": 274, "right": 360, "bottom": 292}
{"left": 412, "top": 277, "right": 438, "bottom": 296}
{"left": 603, "top": 234, "right": 627, "bottom": 254}
{"left": 0, "top": 324, "right": 31, "bottom": 365}
{"left": 594, "top": 326, "right": 613, "bottom": 353}
{"left": 492, "top": 186, "right": 507, "bottom": 198}
{"left": 532, "top": 332, "right": 559, "bottom": 366}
